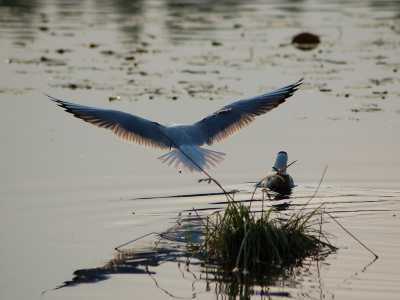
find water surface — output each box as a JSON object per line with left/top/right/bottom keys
{"left": 1, "top": 0, "right": 399, "bottom": 299}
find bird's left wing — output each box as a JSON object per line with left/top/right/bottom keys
{"left": 46, "top": 95, "right": 170, "bottom": 150}
{"left": 192, "top": 77, "right": 304, "bottom": 146}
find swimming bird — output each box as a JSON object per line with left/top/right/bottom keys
{"left": 260, "top": 151, "right": 295, "bottom": 190}
{"left": 46, "top": 77, "right": 303, "bottom": 173}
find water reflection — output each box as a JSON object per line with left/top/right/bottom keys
{"left": 2, "top": 0, "right": 399, "bottom": 45}
{"left": 46, "top": 211, "right": 333, "bottom": 299}
{"left": 2, "top": 1, "right": 400, "bottom": 299}
{"left": 37, "top": 183, "right": 397, "bottom": 299}
{"left": 0, "top": 0, "right": 39, "bottom": 12}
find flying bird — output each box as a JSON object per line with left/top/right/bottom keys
{"left": 46, "top": 77, "right": 303, "bottom": 173}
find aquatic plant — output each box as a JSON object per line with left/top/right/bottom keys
{"left": 189, "top": 201, "right": 336, "bottom": 277}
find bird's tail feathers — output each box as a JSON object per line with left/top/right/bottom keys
{"left": 157, "top": 147, "right": 225, "bottom": 173}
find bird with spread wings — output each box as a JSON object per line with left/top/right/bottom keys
{"left": 46, "top": 77, "right": 303, "bottom": 173}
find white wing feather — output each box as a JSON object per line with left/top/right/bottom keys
{"left": 46, "top": 95, "right": 170, "bottom": 150}
{"left": 192, "top": 77, "right": 304, "bottom": 146}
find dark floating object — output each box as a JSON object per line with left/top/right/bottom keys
{"left": 100, "top": 50, "right": 115, "bottom": 55}
{"left": 39, "top": 26, "right": 49, "bottom": 31}
{"left": 131, "top": 48, "right": 148, "bottom": 54}
{"left": 182, "top": 69, "right": 207, "bottom": 74}
{"left": 40, "top": 56, "right": 66, "bottom": 66}
{"left": 88, "top": 43, "right": 99, "bottom": 48}
{"left": 212, "top": 40, "right": 223, "bottom": 46}
{"left": 61, "top": 83, "right": 92, "bottom": 90}
{"left": 13, "top": 41, "right": 26, "bottom": 47}
{"left": 55, "top": 48, "right": 72, "bottom": 54}
{"left": 182, "top": 69, "right": 219, "bottom": 75}
{"left": 109, "top": 96, "right": 121, "bottom": 102}
{"left": 66, "top": 83, "right": 77, "bottom": 89}
{"left": 292, "top": 32, "right": 320, "bottom": 51}
{"left": 319, "top": 88, "right": 332, "bottom": 92}
{"left": 351, "top": 108, "right": 382, "bottom": 113}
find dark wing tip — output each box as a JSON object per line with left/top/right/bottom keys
{"left": 44, "top": 93, "right": 62, "bottom": 105}
{"left": 45, "top": 93, "right": 84, "bottom": 118}
{"left": 278, "top": 77, "right": 304, "bottom": 104}
{"left": 289, "top": 77, "right": 305, "bottom": 93}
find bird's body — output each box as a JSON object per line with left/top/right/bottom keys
{"left": 46, "top": 77, "right": 303, "bottom": 173}
{"left": 260, "top": 151, "right": 295, "bottom": 190}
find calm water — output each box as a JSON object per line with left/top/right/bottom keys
{"left": 1, "top": 0, "right": 399, "bottom": 299}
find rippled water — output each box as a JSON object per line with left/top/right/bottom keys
{"left": 1, "top": 1, "right": 399, "bottom": 299}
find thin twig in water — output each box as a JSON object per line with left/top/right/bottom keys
{"left": 325, "top": 211, "right": 378, "bottom": 259}
{"left": 297, "top": 165, "right": 328, "bottom": 216}
{"left": 296, "top": 165, "right": 378, "bottom": 259}
{"left": 115, "top": 232, "right": 157, "bottom": 250}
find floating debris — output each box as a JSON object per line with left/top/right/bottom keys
{"left": 100, "top": 50, "right": 115, "bottom": 55}
{"left": 60, "top": 83, "right": 93, "bottom": 90}
{"left": 6, "top": 56, "right": 66, "bottom": 66}
{"left": 370, "top": 78, "right": 398, "bottom": 86}
{"left": 182, "top": 69, "right": 219, "bottom": 74}
{"left": 182, "top": 69, "right": 207, "bottom": 74}
{"left": 319, "top": 88, "right": 332, "bottom": 92}
{"left": 292, "top": 32, "right": 321, "bottom": 51}
{"left": 12, "top": 41, "right": 26, "bottom": 47}
{"left": 351, "top": 105, "right": 382, "bottom": 113}
{"left": 324, "top": 59, "right": 347, "bottom": 65}
{"left": 130, "top": 48, "right": 148, "bottom": 54}
{"left": 109, "top": 95, "right": 121, "bottom": 102}
{"left": 327, "top": 117, "right": 361, "bottom": 121}
{"left": 55, "top": 48, "right": 72, "bottom": 54}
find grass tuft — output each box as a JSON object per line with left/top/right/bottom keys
{"left": 189, "top": 202, "right": 336, "bottom": 276}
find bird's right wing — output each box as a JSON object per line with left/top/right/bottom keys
{"left": 46, "top": 95, "right": 170, "bottom": 150}
{"left": 192, "top": 77, "right": 304, "bottom": 146}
